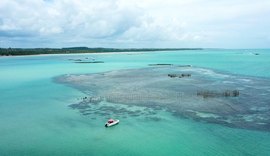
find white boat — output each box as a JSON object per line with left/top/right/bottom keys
{"left": 105, "top": 119, "right": 120, "bottom": 127}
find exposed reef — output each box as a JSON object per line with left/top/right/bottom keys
{"left": 54, "top": 66, "right": 270, "bottom": 131}
{"left": 168, "top": 73, "right": 191, "bottom": 78}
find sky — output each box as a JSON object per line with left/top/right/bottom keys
{"left": 0, "top": 0, "right": 270, "bottom": 48}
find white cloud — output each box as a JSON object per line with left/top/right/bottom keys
{"left": 0, "top": 0, "right": 269, "bottom": 48}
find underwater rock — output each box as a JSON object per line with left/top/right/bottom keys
{"left": 69, "top": 102, "right": 91, "bottom": 110}
{"left": 74, "top": 61, "right": 104, "bottom": 63}
{"left": 149, "top": 64, "right": 173, "bottom": 66}
{"left": 149, "top": 64, "right": 192, "bottom": 67}
{"left": 68, "top": 59, "right": 82, "bottom": 61}
{"left": 168, "top": 74, "right": 177, "bottom": 78}
{"left": 177, "top": 65, "right": 192, "bottom": 67}
{"left": 68, "top": 57, "right": 96, "bottom": 61}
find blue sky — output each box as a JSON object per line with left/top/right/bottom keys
{"left": 0, "top": 0, "right": 270, "bottom": 48}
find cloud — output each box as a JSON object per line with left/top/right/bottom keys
{"left": 0, "top": 0, "right": 270, "bottom": 48}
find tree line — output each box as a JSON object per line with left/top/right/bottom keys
{"left": 0, "top": 47, "right": 203, "bottom": 56}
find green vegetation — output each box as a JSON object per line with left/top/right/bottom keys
{"left": 0, "top": 47, "right": 203, "bottom": 56}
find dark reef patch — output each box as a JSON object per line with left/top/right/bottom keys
{"left": 54, "top": 66, "right": 270, "bottom": 131}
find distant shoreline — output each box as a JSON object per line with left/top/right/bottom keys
{"left": 0, "top": 51, "right": 155, "bottom": 58}
{"left": 0, "top": 47, "right": 203, "bottom": 56}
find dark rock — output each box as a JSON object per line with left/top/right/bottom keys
{"left": 179, "top": 73, "right": 191, "bottom": 78}
{"left": 168, "top": 73, "right": 191, "bottom": 78}
{"left": 197, "top": 90, "right": 240, "bottom": 98}
{"left": 168, "top": 74, "right": 177, "bottom": 78}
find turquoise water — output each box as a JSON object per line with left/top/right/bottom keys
{"left": 0, "top": 49, "right": 270, "bottom": 155}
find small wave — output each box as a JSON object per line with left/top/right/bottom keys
{"left": 238, "top": 78, "right": 252, "bottom": 83}
{"left": 190, "top": 68, "right": 230, "bottom": 78}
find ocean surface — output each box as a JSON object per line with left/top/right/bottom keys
{"left": 0, "top": 49, "right": 270, "bottom": 156}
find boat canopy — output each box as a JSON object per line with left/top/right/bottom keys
{"left": 108, "top": 119, "right": 114, "bottom": 123}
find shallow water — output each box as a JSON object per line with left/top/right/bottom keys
{"left": 0, "top": 49, "right": 270, "bottom": 155}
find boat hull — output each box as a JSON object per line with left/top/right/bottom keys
{"left": 105, "top": 120, "right": 120, "bottom": 127}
